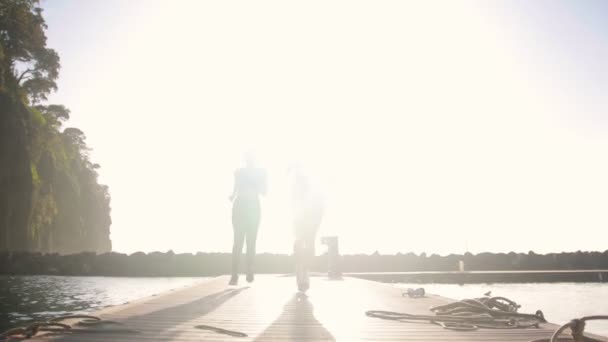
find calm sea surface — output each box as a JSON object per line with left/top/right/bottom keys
{"left": 397, "top": 282, "right": 608, "bottom": 337}
{"left": 0, "top": 275, "right": 206, "bottom": 332}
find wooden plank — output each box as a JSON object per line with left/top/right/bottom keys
{"left": 26, "top": 275, "right": 605, "bottom": 341}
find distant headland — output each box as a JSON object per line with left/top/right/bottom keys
{"left": 2, "top": 250, "right": 607, "bottom": 282}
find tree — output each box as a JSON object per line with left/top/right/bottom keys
{"left": 35, "top": 104, "right": 70, "bottom": 127}
{"left": 0, "top": 0, "right": 60, "bottom": 102}
{"left": 0, "top": 1, "right": 111, "bottom": 253}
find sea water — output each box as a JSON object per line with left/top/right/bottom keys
{"left": 0, "top": 275, "right": 205, "bottom": 331}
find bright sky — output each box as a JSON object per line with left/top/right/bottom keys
{"left": 42, "top": 0, "right": 608, "bottom": 255}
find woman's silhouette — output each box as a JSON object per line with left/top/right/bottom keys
{"left": 229, "top": 153, "right": 267, "bottom": 285}
{"left": 290, "top": 164, "right": 325, "bottom": 292}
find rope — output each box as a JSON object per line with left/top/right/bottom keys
{"left": 367, "top": 295, "right": 546, "bottom": 331}
{"left": 195, "top": 324, "right": 248, "bottom": 337}
{"left": 0, "top": 322, "right": 71, "bottom": 340}
{"left": 530, "top": 315, "right": 608, "bottom": 342}
{"left": 0, "top": 314, "right": 139, "bottom": 340}
{"left": 49, "top": 314, "right": 101, "bottom": 322}
{"left": 431, "top": 297, "right": 546, "bottom": 322}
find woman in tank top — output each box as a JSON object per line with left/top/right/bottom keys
{"left": 228, "top": 153, "right": 267, "bottom": 285}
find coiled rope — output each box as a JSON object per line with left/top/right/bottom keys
{"left": 0, "top": 314, "right": 139, "bottom": 340}
{"left": 530, "top": 315, "right": 608, "bottom": 342}
{"left": 366, "top": 295, "right": 546, "bottom": 331}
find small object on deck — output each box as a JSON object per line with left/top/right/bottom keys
{"left": 403, "top": 287, "right": 426, "bottom": 298}
{"left": 194, "top": 324, "right": 248, "bottom": 337}
{"left": 321, "top": 236, "right": 342, "bottom": 279}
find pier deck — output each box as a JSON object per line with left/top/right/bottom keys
{"left": 29, "top": 275, "right": 605, "bottom": 341}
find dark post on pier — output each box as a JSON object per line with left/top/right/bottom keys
{"left": 321, "top": 236, "right": 342, "bottom": 279}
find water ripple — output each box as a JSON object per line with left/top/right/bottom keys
{"left": 0, "top": 275, "right": 205, "bottom": 331}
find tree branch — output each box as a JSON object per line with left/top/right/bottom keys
{"left": 16, "top": 68, "right": 38, "bottom": 84}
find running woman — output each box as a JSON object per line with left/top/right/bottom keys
{"left": 291, "top": 165, "right": 325, "bottom": 292}
{"left": 229, "top": 153, "right": 267, "bottom": 285}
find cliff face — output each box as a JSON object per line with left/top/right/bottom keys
{"left": 0, "top": 92, "right": 33, "bottom": 251}
{"left": 0, "top": 1, "right": 111, "bottom": 254}
{"left": 0, "top": 92, "right": 112, "bottom": 254}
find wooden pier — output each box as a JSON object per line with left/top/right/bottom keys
{"left": 27, "top": 275, "right": 606, "bottom": 341}
{"left": 347, "top": 269, "right": 608, "bottom": 283}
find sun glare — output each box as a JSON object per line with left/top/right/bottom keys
{"left": 39, "top": 0, "right": 608, "bottom": 256}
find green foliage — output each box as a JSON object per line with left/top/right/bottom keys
{"left": 0, "top": 0, "right": 111, "bottom": 253}
{"left": 0, "top": 0, "right": 60, "bottom": 103}
{"left": 29, "top": 105, "right": 45, "bottom": 125}
{"left": 30, "top": 162, "right": 40, "bottom": 186}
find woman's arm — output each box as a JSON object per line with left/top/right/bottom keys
{"left": 229, "top": 170, "right": 238, "bottom": 201}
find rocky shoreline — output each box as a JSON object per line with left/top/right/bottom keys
{"left": 1, "top": 250, "right": 607, "bottom": 278}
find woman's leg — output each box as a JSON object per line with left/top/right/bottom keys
{"left": 244, "top": 226, "right": 258, "bottom": 282}
{"left": 303, "top": 233, "right": 316, "bottom": 271}
{"left": 243, "top": 200, "right": 261, "bottom": 282}
{"left": 231, "top": 202, "right": 247, "bottom": 284}
{"left": 301, "top": 232, "right": 317, "bottom": 289}
{"left": 230, "top": 228, "right": 245, "bottom": 284}
{"left": 294, "top": 223, "right": 315, "bottom": 292}
{"left": 298, "top": 212, "right": 322, "bottom": 291}
{"left": 294, "top": 237, "right": 307, "bottom": 291}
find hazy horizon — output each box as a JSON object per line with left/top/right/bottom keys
{"left": 42, "top": 0, "right": 608, "bottom": 256}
